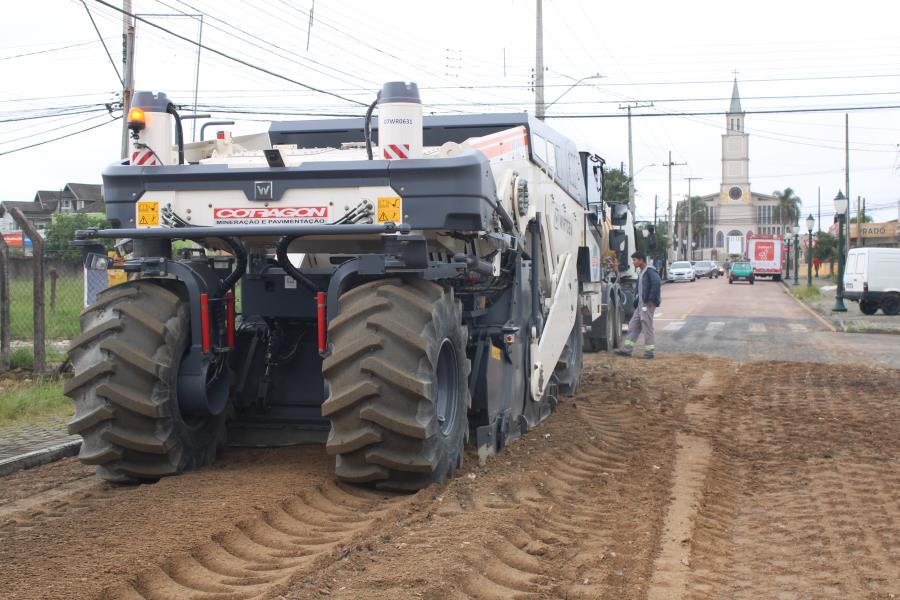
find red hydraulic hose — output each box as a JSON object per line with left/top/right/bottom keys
{"left": 225, "top": 290, "right": 235, "bottom": 349}
{"left": 317, "top": 291, "right": 327, "bottom": 354}
{"left": 199, "top": 293, "right": 211, "bottom": 354}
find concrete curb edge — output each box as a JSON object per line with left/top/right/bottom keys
{"left": 0, "top": 440, "right": 81, "bottom": 477}
{"left": 780, "top": 282, "right": 839, "bottom": 333}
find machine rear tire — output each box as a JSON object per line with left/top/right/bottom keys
{"left": 65, "top": 280, "right": 227, "bottom": 483}
{"left": 881, "top": 294, "right": 900, "bottom": 316}
{"left": 555, "top": 311, "right": 583, "bottom": 396}
{"left": 322, "top": 279, "right": 470, "bottom": 491}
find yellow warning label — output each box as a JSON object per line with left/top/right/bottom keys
{"left": 107, "top": 251, "right": 127, "bottom": 287}
{"left": 490, "top": 345, "right": 502, "bottom": 361}
{"left": 136, "top": 201, "right": 159, "bottom": 227}
{"left": 376, "top": 196, "right": 401, "bottom": 223}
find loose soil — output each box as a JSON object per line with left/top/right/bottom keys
{"left": 1, "top": 353, "right": 898, "bottom": 599}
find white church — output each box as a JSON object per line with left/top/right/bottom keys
{"left": 694, "top": 79, "right": 784, "bottom": 260}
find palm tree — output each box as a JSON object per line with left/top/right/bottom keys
{"left": 773, "top": 187, "right": 801, "bottom": 234}
{"left": 675, "top": 196, "right": 708, "bottom": 256}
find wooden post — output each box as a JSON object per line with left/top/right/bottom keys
{"left": 8, "top": 207, "right": 45, "bottom": 374}
{"left": 0, "top": 234, "right": 10, "bottom": 371}
{"left": 49, "top": 268, "right": 58, "bottom": 312}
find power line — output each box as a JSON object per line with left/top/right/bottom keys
{"left": 79, "top": 0, "right": 122, "bottom": 86}
{"left": 0, "top": 116, "right": 118, "bottom": 157}
{"left": 0, "top": 39, "right": 100, "bottom": 61}
{"left": 90, "top": 0, "right": 367, "bottom": 107}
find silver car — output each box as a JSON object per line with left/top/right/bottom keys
{"left": 667, "top": 261, "right": 696, "bottom": 282}
{"left": 692, "top": 260, "right": 719, "bottom": 279}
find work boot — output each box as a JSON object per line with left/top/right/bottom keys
{"left": 614, "top": 348, "right": 632, "bottom": 357}
{"left": 640, "top": 350, "right": 655, "bottom": 359}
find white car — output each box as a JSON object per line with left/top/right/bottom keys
{"left": 843, "top": 247, "right": 900, "bottom": 315}
{"left": 667, "top": 261, "right": 696, "bottom": 282}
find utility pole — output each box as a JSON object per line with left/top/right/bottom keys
{"left": 664, "top": 151, "right": 686, "bottom": 262}
{"left": 684, "top": 177, "right": 703, "bottom": 260}
{"left": 845, "top": 113, "right": 850, "bottom": 259}
{"left": 120, "top": 0, "right": 135, "bottom": 159}
{"left": 535, "top": 0, "right": 545, "bottom": 120}
{"left": 817, "top": 186, "right": 821, "bottom": 233}
{"left": 654, "top": 194, "right": 658, "bottom": 225}
{"left": 618, "top": 101, "right": 653, "bottom": 215}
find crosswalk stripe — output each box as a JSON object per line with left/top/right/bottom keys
{"left": 749, "top": 323, "right": 767, "bottom": 333}
{"left": 706, "top": 321, "right": 725, "bottom": 331}
{"left": 788, "top": 323, "right": 808, "bottom": 332}
{"left": 665, "top": 321, "right": 685, "bottom": 332}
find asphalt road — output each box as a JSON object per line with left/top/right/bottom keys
{"left": 652, "top": 275, "right": 900, "bottom": 368}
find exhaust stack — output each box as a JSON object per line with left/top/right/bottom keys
{"left": 377, "top": 82, "right": 422, "bottom": 160}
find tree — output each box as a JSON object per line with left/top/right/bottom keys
{"left": 602, "top": 168, "right": 631, "bottom": 205}
{"left": 773, "top": 187, "right": 802, "bottom": 231}
{"left": 675, "top": 195, "right": 708, "bottom": 251}
{"left": 849, "top": 214, "right": 873, "bottom": 224}
{"left": 813, "top": 231, "right": 838, "bottom": 273}
{"left": 44, "top": 212, "right": 110, "bottom": 261}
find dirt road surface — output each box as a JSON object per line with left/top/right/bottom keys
{"left": 2, "top": 352, "right": 899, "bottom": 599}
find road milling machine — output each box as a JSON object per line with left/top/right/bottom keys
{"left": 67, "top": 82, "right": 625, "bottom": 490}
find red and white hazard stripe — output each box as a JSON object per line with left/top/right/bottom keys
{"left": 382, "top": 144, "right": 410, "bottom": 160}
{"left": 466, "top": 126, "right": 529, "bottom": 160}
{"left": 131, "top": 150, "right": 159, "bottom": 166}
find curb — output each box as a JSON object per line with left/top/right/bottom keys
{"left": 0, "top": 440, "right": 81, "bottom": 477}
{"left": 780, "top": 282, "right": 838, "bottom": 333}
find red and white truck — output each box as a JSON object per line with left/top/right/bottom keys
{"left": 747, "top": 233, "right": 784, "bottom": 281}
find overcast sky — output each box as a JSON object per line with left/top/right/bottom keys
{"left": 2, "top": 0, "right": 899, "bottom": 229}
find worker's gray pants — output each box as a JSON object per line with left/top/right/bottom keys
{"left": 624, "top": 305, "right": 655, "bottom": 351}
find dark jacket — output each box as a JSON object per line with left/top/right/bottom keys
{"left": 636, "top": 265, "right": 662, "bottom": 308}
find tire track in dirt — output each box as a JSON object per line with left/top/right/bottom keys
{"left": 646, "top": 365, "right": 723, "bottom": 600}
{"left": 107, "top": 481, "right": 405, "bottom": 600}
{"left": 284, "top": 358, "right": 684, "bottom": 600}
{"left": 683, "top": 361, "right": 900, "bottom": 599}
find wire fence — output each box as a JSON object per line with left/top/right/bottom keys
{"left": 0, "top": 211, "right": 111, "bottom": 374}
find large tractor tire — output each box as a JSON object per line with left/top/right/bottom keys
{"left": 555, "top": 311, "right": 583, "bottom": 397}
{"left": 65, "top": 280, "right": 227, "bottom": 483}
{"left": 322, "top": 279, "right": 471, "bottom": 491}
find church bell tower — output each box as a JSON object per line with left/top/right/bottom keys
{"left": 721, "top": 78, "right": 750, "bottom": 204}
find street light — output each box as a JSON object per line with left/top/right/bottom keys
{"left": 806, "top": 214, "right": 815, "bottom": 288}
{"left": 544, "top": 73, "right": 604, "bottom": 111}
{"left": 793, "top": 229, "right": 800, "bottom": 285}
{"left": 833, "top": 190, "right": 848, "bottom": 312}
{"left": 785, "top": 226, "right": 792, "bottom": 279}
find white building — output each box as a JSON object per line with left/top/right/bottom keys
{"left": 694, "top": 80, "right": 784, "bottom": 259}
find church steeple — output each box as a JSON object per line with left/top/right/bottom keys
{"left": 729, "top": 78, "right": 743, "bottom": 114}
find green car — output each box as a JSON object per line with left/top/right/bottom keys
{"left": 729, "top": 261, "right": 755, "bottom": 284}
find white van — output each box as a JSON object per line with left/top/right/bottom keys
{"left": 843, "top": 247, "right": 900, "bottom": 315}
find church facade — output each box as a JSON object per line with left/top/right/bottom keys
{"left": 693, "top": 80, "right": 784, "bottom": 260}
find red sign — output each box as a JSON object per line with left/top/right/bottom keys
{"left": 753, "top": 240, "right": 775, "bottom": 261}
{"left": 3, "top": 232, "right": 23, "bottom": 247}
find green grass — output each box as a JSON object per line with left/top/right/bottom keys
{"left": 7, "top": 276, "right": 83, "bottom": 339}
{"left": 0, "top": 377, "right": 72, "bottom": 425}
{"left": 791, "top": 285, "right": 822, "bottom": 301}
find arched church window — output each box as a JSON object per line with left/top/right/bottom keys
{"left": 716, "top": 231, "right": 724, "bottom": 248}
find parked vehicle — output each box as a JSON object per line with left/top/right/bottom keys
{"left": 843, "top": 247, "right": 900, "bottom": 315}
{"left": 692, "top": 260, "right": 719, "bottom": 279}
{"left": 668, "top": 261, "right": 695, "bottom": 282}
{"left": 747, "top": 234, "right": 783, "bottom": 281}
{"left": 729, "top": 261, "right": 755, "bottom": 284}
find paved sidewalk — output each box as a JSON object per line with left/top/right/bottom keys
{"left": 0, "top": 415, "right": 78, "bottom": 462}
{"left": 784, "top": 279, "right": 900, "bottom": 334}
